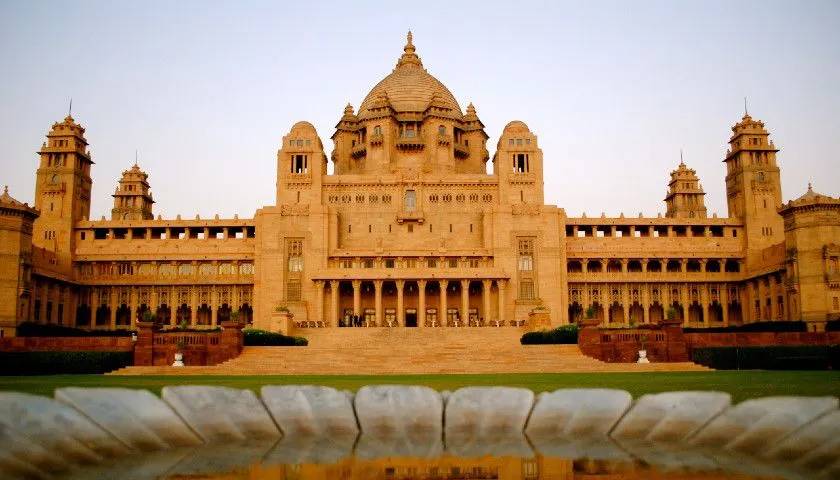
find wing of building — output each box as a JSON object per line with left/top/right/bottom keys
{"left": 2, "top": 32, "right": 839, "bottom": 337}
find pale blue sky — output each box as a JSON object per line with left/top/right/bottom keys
{"left": 1, "top": 0, "right": 838, "bottom": 219}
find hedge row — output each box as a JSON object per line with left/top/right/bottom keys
{"left": 520, "top": 325, "right": 579, "bottom": 345}
{"left": 242, "top": 329, "right": 308, "bottom": 346}
{"left": 0, "top": 351, "right": 134, "bottom": 375}
{"left": 16, "top": 322, "right": 134, "bottom": 337}
{"left": 690, "top": 345, "right": 840, "bottom": 370}
{"left": 683, "top": 321, "right": 807, "bottom": 334}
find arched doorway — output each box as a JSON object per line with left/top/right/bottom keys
{"left": 568, "top": 302, "right": 583, "bottom": 323}
{"left": 709, "top": 302, "right": 723, "bottom": 323}
{"left": 629, "top": 303, "right": 644, "bottom": 325}
{"left": 157, "top": 304, "right": 172, "bottom": 325}
{"left": 75, "top": 304, "right": 91, "bottom": 326}
{"left": 115, "top": 304, "right": 131, "bottom": 326}
{"left": 176, "top": 304, "right": 191, "bottom": 325}
{"left": 649, "top": 303, "right": 664, "bottom": 323}
{"left": 196, "top": 304, "right": 211, "bottom": 325}
{"left": 608, "top": 303, "right": 624, "bottom": 324}
{"left": 689, "top": 303, "right": 704, "bottom": 323}
{"left": 217, "top": 303, "right": 231, "bottom": 324}
{"left": 95, "top": 305, "right": 110, "bottom": 326}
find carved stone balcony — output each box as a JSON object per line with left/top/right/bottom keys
{"left": 369, "top": 133, "right": 384, "bottom": 146}
{"left": 351, "top": 143, "right": 366, "bottom": 158}
{"left": 395, "top": 135, "right": 425, "bottom": 150}
{"left": 395, "top": 210, "right": 425, "bottom": 224}
{"left": 454, "top": 142, "right": 469, "bottom": 158}
{"left": 437, "top": 134, "right": 451, "bottom": 146}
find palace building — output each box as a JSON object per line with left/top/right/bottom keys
{"left": 2, "top": 32, "right": 839, "bottom": 338}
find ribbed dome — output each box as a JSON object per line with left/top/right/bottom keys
{"left": 359, "top": 32, "right": 461, "bottom": 117}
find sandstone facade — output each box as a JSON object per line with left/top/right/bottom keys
{"left": 1, "top": 32, "right": 839, "bottom": 338}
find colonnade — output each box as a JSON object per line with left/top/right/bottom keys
{"left": 312, "top": 279, "right": 509, "bottom": 327}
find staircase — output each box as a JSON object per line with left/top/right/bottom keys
{"left": 111, "top": 328, "right": 710, "bottom": 375}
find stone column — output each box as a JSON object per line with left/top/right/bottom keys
{"left": 374, "top": 279, "right": 383, "bottom": 327}
{"left": 352, "top": 280, "right": 361, "bottom": 317}
{"left": 418, "top": 279, "right": 427, "bottom": 327}
{"left": 330, "top": 280, "right": 339, "bottom": 327}
{"left": 641, "top": 284, "right": 650, "bottom": 323}
{"left": 701, "top": 285, "right": 709, "bottom": 324}
{"left": 439, "top": 280, "right": 448, "bottom": 326}
{"left": 109, "top": 288, "right": 117, "bottom": 329}
{"left": 314, "top": 280, "right": 324, "bottom": 325}
{"left": 621, "top": 284, "right": 630, "bottom": 327}
{"left": 482, "top": 279, "right": 492, "bottom": 326}
{"left": 190, "top": 287, "right": 198, "bottom": 325}
{"left": 210, "top": 286, "right": 218, "bottom": 326}
{"left": 680, "top": 286, "right": 689, "bottom": 326}
{"left": 498, "top": 280, "right": 507, "bottom": 325}
{"left": 721, "top": 286, "right": 729, "bottom": 326}
{"left": 396, "top": 280, "right": 405, "bottom": 327}
{"left": 460, "top": 280, "right": 469, "bottom": 326}
{"left": 129, "top": 287, "right": 138, "bottom": 328}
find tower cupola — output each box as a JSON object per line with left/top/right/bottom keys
{"left": 664, "top": 156, "right": 707, "bottom": 218}
{"left": 111, "top": 162, "right": 154, "bottom": 220}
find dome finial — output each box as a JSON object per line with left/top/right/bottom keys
{"left": 396, "top": 30, "right": 422, "bottom": 68}
{"left": 808, "top": 181, "right": 813, "bottom": 192}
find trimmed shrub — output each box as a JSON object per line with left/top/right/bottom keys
{"left": 157, "top": 327, "right": 222, "bottom": 333}
{"left": 242, "top": 329, "right": 308, "bottom": 346}
{"left": 684, "top": 321, "right": 807, "bottom": 334}
{"left": 826, "top": 320, "right": 840, "bottom": 332}
{"left": 520, "top": 325, "right": 579, "bottom": 345}
{"left": 16, "top": 322, "right": 134, "bottom": 337}
{"left": 0, "top": 351, "right": 133, "bottom": 375}
{"left": 691, "top": 345, "right": 839, "bottom": 370}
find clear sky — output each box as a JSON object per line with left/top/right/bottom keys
{"left": 1, "top": 0, "right": 838, "bottom": 220}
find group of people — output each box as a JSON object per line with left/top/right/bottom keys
{"left": 339, "top": 314, "right": 371, "bottom": 327}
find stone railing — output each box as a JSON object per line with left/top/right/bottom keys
{"left": 578, "top": 318, "right": 689, "bottom": 362}
{"left": 133, "top": 321, "right": 244, "bottom": 367}
{"left": 0, "top": 385, "right": 836, "bottom": 478}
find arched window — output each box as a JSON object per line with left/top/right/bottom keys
{"left": 373, "top": 125, "right": 381, "bottom": 135}
{"left": 438, "top": 125, "right": 446, "bottom": 135}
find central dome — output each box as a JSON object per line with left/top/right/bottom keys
{"left": 358, "top": 32, "right": 461, "bottom": 117}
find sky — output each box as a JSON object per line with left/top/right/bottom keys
{"left": 1, "top": 0, "right": 838, "bottom": 220}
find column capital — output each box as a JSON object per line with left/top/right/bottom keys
{"left": 482, "top": 279, "right": 492, "bottom": 287}
{"left": 373, "top": 279, "right": 384, "bottom": 287}
{"left": 351, "top": 279, "right": 362, "bottom": 288}
{"left": 329, "top": 279, "right": 339, "bottom": 287}
{"left": 313, "top": 279, "right": 324, "bottom": 286}
{"left": 395, "top": 279, "right": 405, "bottom": 289}
{"left": 460, "top": 279, "right": 469, "bottom": 287}
{"left": 439, "top": 279, "right": 449, "bottom": 288}
{"left": 417, "top": 279, "right": 428, "bottom": 287}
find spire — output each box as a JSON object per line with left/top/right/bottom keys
{"left": 396, "top": 30, "right": 423, "bottom": 68}
{"left": 808, "top": 182, "right": 813, "bottom": 192}
{"left": 679, "top": 148, "right": 685, "bottom": 166}
{"left": 134, "top": 149, "right": 138, "bottom": 167}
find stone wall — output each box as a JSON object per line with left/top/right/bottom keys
{"left": 579, "top": 320, "right": 840, "bottom": 363}
{"left": 0, "top": 336, "right": 133, "bottom": 352}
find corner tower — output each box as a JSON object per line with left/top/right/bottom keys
{"left": 111, "top": 163, "right": 154, "bottom": 220}
{"left": 664, "top": 158, "right": 707, "bottom": 218}
{"left": 32, "top": 115, "right": 93, "bottom": 272}
{"left": 723, "top": 113, "right": 784, "bottom": 268}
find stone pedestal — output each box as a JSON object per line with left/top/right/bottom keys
{"left": 271, "top": 311, "right": 293, "bottom": 335}
{"left": 133, "top": 321, "right": 155, "bottom": 366}
{"left": 527, "top": 308, "right": 551, "bottom": 331}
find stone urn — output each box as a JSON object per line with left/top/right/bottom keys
{"left": 637, "top": 350, "right": 650, "bottom": 364}
{"left": 172, "top": 352, "right": 185, "bottom": 367}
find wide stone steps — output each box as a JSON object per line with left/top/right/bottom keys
{"left": 111, "top": 327, "right": 711, "bottom": 375}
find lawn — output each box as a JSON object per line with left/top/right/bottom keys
{"left": 1, "top": 371, "right": 838, "bottom": 402}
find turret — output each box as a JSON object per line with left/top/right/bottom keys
{"left": 664, "top": 156, "right": 707, "bottom": 219}
{"left": 111, "top": 162, "right": 154, "bottom": 220}
{"left": 494, "top": 121, "right": 544, "bottom": 206}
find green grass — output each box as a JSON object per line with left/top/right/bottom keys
{"left": 0, "top": 371, "right": 838, "bottom": 402}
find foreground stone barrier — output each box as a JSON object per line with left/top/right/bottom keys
{"left": 0, "top": 385, "right": 837, "bottom": 479}
{"left": 261, "top": 385, "right": 358, "bottom": 437}
{"left": 611, "top": 391, "right": 731, "bottom": 442}
{"left": 0, "top": 392, "right": 129, "bottom": 463}
{"left": 161, "top": 386, "right": 280, "bottom": 443}
{"left": 688, "top": 396, "right": 838, "bottom": 454}
{"left": 55, "top": 387, "right": 202, "bottom": 451}
{"left": 526, "top": 388, "right": 632, "bottom": 438}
